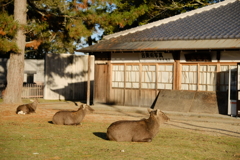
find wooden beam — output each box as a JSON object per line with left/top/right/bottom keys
{"left": 173, "top": 52, "right": 181, "bottom": 90}
{"left": 87, "top": 55, "right": 91, "bottom": 105}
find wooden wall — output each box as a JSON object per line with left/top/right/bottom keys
{"left": 93, "top": 50, "right": 240, "bottom": 115}
{"left": 108, "top": 88, "right": 157, "bottom": 107}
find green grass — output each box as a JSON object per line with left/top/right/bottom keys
{"left": 0, "top": 120, "right": 239, "bottom": 160}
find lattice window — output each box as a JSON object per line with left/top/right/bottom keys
{"left": 181, "top": 65, "right": 198, "bottom": 90}
{"left": 219, "top": 65, "right": 237, "bottom": 93}
{"left": 112, "top": 65, "right": 124, "bottom": 88}
{"left": 157, "top": 65, "right": 173, "bottom": 89}
{"left": 181, "top": 65, "right": 218, "bottom": 91}
{"left": 126, "top": 65, "right": 140, "bottom": 88}
{"left": 142, "top": 65, "right": 156, "bottom": 89}
{"left": 112, "top": 64, "right": 174, "bottom": 89}
{"left": 199, "top": 65, "right": 217, "bottom": 91}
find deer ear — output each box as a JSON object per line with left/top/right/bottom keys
{"left": 82, "top": 104, "right": 86, "bottom": 109}
{"left": 79, "top": 104, "right": 84, "bottom": 109}
{"left": 156, "top": 109, "right": 161, "bottom": 115}
{"left": 147, "top": 108, "right": 152, "bottom": 113}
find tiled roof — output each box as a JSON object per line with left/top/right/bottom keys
{"left": 118, "top": 1, "right": 240, "bottom": 41}
{"left": 77, "top": 0, "right": 240, "bottom": 52}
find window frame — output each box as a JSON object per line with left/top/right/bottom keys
{"left": 111, "top": 63, "right": 174, "bottom": 90}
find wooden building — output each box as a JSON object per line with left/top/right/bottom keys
{"left": 77, "top": 0, "right": 240, "bottom": 115}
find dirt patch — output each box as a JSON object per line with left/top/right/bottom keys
{"left": 0, "top": 102, "right": 239, "bottom": 138}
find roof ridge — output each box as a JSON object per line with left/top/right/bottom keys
{"left": 104, "top": 0, "right": 237, "bottom": 40}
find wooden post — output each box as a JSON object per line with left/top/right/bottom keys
{"left": 237, "top": 63, "right": 240, "bottom": 117}
{"left": 173, "top": 52, "right": 181, "bottom": 90}
{"left": 106, "top": 61, "right": 111, "bottom": 103}
{"left": 87, "top": 55, "right": 91, "bottom": 105}
{"left": 123, "top": 64, "right": 126, "bottom": 106}
{"left": 155, "top": 64, "right": 158, "bottom": 96}
{"left": 139, "top": 64, "right": 142, "bottom": 107}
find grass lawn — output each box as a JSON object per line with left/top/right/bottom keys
{"left": 0, "top": 119, "right": 239, "bottom": 160}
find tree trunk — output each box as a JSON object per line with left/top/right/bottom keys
{"left": 3, "top": 0, "right": 27, "bottom": 103}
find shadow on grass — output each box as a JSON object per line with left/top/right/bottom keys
{"left": 167, "top": 120, "right": 240, "bottom": 138}
{"left": 48, "top": 121, "right": 53, "bottom": 124}
{"left": 93, "top": 132, "right": 108, "bottom": 140}
{"left": 96, "top": 102, "right": 148, "bottom": 118}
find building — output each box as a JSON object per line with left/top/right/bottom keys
{"left": 0, "top": 54, "right": 94, "bottom": 101}
{"left": 78, "top": 0, "right": 240, "bottom": 115}
{"left": 0, "top": 59, "right": 44, "bottom": 84}
{"left": 0, "top": 59, "right": 45, "bottom": 98}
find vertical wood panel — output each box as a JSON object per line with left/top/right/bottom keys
{"left": 139, "top": 64, "right": 142, "bottom": 107}
{"left": 140, "top": 89, "right": 156, "bottom": 107}
{"left": 123, "top": 64, "right": 126, "bottom": 105}
{"left": 155, "top": 64, "right": 158, "bottom": 95}
{"left": 125, "top": 89, "right": 139, "bottom": 106}
{"left": 87, "top": 55, "right": 91, "bottom": 105}
{"left": 106, "top": 62, "right": 112, "bottom": 102}
{"left": 174, "top": 52, "right": 180, "bottom": 90}
{"left": 110, "top": 88, "right": 124, "bottom": 105}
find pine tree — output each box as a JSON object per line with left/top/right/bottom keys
{"left": 3, "top": 0, "right": 27, "bottom": 103}
{"left": 1, "top": 0, "right": 212, "bottom": 56}
{"left": 103, "top": 0, "right": 212, "bottom": 33}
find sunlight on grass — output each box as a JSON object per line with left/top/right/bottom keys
{"left": 0, "top": 98, "right": 75, "bottom": 104}
{"left": 0, "top": 120, "right": 239, "bottom": 160}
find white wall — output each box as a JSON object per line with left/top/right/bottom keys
{"left": 0, "top": 59, "right": 44, "bottom": 84}
{"left": 44, "top": 54, "right": 95, "bottom": 100}
{"left": 24, "top": 59, "right": 44, "bottom": 83}
{"left": 111, "top": 52, "right": 174, "bottom": 63}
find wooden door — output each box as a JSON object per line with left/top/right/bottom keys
{"left": 94, "top": 64, "right": 108, "bottom": 103}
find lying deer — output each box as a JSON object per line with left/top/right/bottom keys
{"left": 16, "top": 99, "right": 39, "bottom": 115}
{"left": 107, "top": 109, "right": 169, "bottom": 142}
{"left": 52, "top": 104, "right": 94, "bottom": 125}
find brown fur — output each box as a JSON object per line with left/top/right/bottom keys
{"left": 16, "top": 99, "right": 39, "bottom": 114}
{"left": 107, "top": 109, "right": 169, "bottom": 142}
{"left": 52, "top": 104, "right": 94, "bottom": 125}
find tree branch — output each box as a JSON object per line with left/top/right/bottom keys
{"left": 25, "top": 39, "right": 42, "bottom": 49}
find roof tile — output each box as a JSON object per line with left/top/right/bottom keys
{"left": 77, "top": 0, "right": 240, "bottom": 52}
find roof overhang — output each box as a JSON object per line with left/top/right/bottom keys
{"left": 24, "top": 71, "right": 37, "bottom": 74}
{"left": 76, "top": 39, "right": 240, "bottom": 53}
